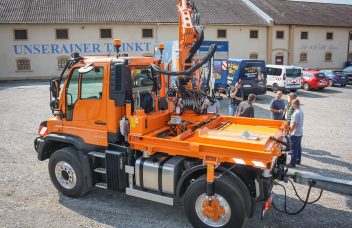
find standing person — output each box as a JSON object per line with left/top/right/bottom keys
{"left": 236, "top": 94, "right": 256, "bottom": 118}
{"left": 287, "top": 99, "right": 304, "bottom": 168}
{"left": 270, "top": 91, "right": 285, "bottom": 120}
{"left": 285, "top": 92, "right": 297, "bottom": 125}
{"left": 230, "top": 82, "right": 243, "bottom": 116}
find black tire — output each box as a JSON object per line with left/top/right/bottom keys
{"left": 303, "top": 83, "right": 310, "bottom": 91}
{"left": 272, "top": 83, "right": 279, "bottom": 93}
{"left": 290, "top": 89, "right": 297, "bottom": 92}
{"left": 184, "top": 175, "right": 247, "bottom": 228}
{"left": 49, "top": 147, "right": 90, "bottom": 197}
{"left": 341, "top": 84, "right": 347, "bottom": 87}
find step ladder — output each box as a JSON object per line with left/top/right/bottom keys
{"left": 88, "top": 151, "right": 107, "bottom": 189}
{"left": 88, "top": 146, "right": 128, "bottom": 191}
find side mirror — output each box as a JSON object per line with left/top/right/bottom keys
{"left": 50, "top": 78, "right": 60, "bottom": 110}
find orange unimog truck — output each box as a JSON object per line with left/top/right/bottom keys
{"left": 34, "top": 1, "right": 290, "bottom": 227}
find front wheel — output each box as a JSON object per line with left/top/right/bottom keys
{"left": 303, "top": 83, "right": 310, "bottom": 91}
{"left": 341, "top": 84, "right": 347, "bottom": 87}
{"left": 49, "top": 147, "right": 90, "bottom": 197}
{"left": 184, "top": 176, "right": 247, "bottom": 228}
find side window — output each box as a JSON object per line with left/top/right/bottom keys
{"left": 81, "top": 68, "right": 104, "bottom": 99}
{"left": 66, "top": 68, "right": 79, "bottom": 121}
{"left": 267, "top": 67, "right": 282, "bottom": 76}
{"left": 131, "top": 67, "right": 154, "bottom": 92}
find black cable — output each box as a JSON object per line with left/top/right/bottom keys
{"left": 272, "top": 180, "right": 321, "bottom": 215}
{"left": 288, "top": 179, "right": 323, "bottom": 204}
{"left": 148, "top": 44, "right": 217, "bottom": 77}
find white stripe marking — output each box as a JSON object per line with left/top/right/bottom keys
{"left": 233, "top": 158, "right": 246, "bottom": 165}
{"left": 40, "top": 127, "right": 47, "bottom": 135}
{"left": 252, "top": 161, "right": 266, "bottom": 168}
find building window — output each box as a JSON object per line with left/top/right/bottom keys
{"left": 217, "top": 29, "right": 227, "bottom": 38}
{"left": 16, "top": 58, "right": 31, "bottom": 71}
{"left": 250, "top": 30, "right": 258, "bottom": 39}
{"left": 14, "top": 29, "right": 28, "bottom": 40}
{"left": 301, "top": 31, "right": 308, "bottom": 40}
{"left": 276, "top": 31, "right": 284, "bottom": 39}
{"left": 325, "top": 52, "right": 332, "bottom": 62}
{"left": 142, "top": 29, "right": 153, "bottom": 38}
{"left": 300, "top": 53, "right": 307, "bottom": 62}
{"left": 100, "top": 29, "right": 112, "bottom": 38}
{"left": 326, "top": 32, "right": 333, "bottom": 40}
{"left": 249, "top": 53, "right": 258, "bottom": 59}
{"left": 57, "top": 56, "right": 70, "bottom": 68}
{"left": 56, "top": 29, "right": 68, "bottom": 39}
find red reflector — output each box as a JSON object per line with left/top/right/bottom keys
{"left": 264, "top": 195, "right": 273, "bottom": 210}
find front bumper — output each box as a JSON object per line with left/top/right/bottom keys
{"left": 34, "top": 137, "right": 44, "bottom": 154}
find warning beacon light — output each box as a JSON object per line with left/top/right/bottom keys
{"left": 158, "top": 43, "right": 165, "bottom": 60}
{"left": 114, "top": 39, "right": 122, "bottom": 55}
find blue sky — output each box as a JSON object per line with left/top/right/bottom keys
{"left": 291, "top": 0, "right": 352, "bottom": 4}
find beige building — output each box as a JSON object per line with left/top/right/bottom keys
{"left": 0, "top": 0, "right": 351, "bottom": 80}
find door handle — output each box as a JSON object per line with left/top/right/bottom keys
{"left": 95, "top": 121, "right": 106, "bottom": 125}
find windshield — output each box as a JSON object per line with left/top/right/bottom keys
{"left": 315, "top": 73, "right": 325, "bottom": 78}
{"left": 334, "top": 71, "right": 343, "bottom": 76}
{"left": 286, "top": 68, "right": 302, "bottom": 77}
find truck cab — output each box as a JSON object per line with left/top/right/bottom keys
{"left": 40, "top": 54, "right": 164, "bottom": 148}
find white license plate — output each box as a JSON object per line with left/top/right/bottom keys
{"left": 243, "top": 84, "right": 251, "bottom": 88}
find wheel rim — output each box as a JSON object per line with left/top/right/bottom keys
{"left": 55, "top": 161, "right": 77, "bottom": 189}
{"left": 195, "top": 193, "right": 231, "bottom": 227}
{"left": 273, "top": 84, "right": 278, "bottom": 92}
{"left": 303, "top": 83, "right": 309, "bottom": 90}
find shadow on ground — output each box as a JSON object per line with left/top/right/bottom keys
{"left": 0, "top": 80, "right": 48, "bottom": 91}
{"left": 58, "top": 190, "right": 190, "bottom": 227}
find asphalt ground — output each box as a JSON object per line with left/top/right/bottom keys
{"left": 0, "top": 80, "right": 351, "bottom": 227}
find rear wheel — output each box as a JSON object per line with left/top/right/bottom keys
{"left": 184, "top": 175, "right": 247, "bottom": 228}
{"left": 49, "top": 147, "right": 90, "bottom": 197}
{"left": 341, "top": 84, "right": 347, "bottom": 87}
{"left": 272, "top": 83, "right": 279, "bottom": 93}
{"left": 303, "top": 83, "right": 310, "bottom": 91}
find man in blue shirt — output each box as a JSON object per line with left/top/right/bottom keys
{"left": 270, "top": 91, "right": 285, "bottom": 120}
{"left": 287, "top": 99, "right": 304, "bottom": 168}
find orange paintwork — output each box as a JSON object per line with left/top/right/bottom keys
{"left": 128, "top": 112, "right": 288, "bottom": 170}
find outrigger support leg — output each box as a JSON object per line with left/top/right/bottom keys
{"left": 204, "top": 156, "right": 219, "bottom": 199}
{"left": 285, "top": 169, "right": 352, "bottom": 196}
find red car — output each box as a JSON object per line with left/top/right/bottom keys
{"left": 302, "top": 70, "right": 330, "bottom": 90}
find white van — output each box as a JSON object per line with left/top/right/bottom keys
{"left": 266, "top": 65, "right": 302, "bottom": 92}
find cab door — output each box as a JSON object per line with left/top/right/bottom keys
{"left": 62, "top": 63, "right": 108, "bottom": 146}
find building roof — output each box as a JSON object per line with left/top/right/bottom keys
{"left": 0, "top": 0, "right": 268, "bottom": 25}
{"left": 250, "top": 0, "right": 352, "bottom": 27}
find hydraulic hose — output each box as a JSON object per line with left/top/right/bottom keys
{"left": 148, "top": 44, "right": 217, "bottom": 77}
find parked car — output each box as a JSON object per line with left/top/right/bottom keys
{"left": 320, "top": 70, "right": 348, "bottom": 87}
{"left": 266, "top": 65, "right": 302, "bottom": 92}
{"left": 302, "top": 70, "right": 330, "bottom": 90}
{"left": 343, "top": 66, "right": 352, "bottom": 84}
